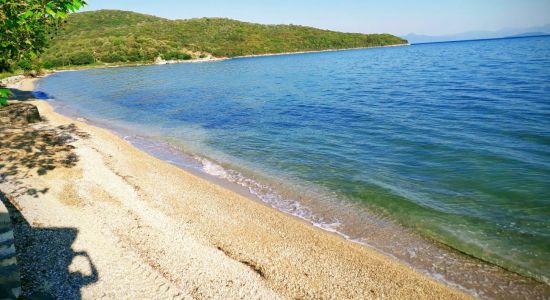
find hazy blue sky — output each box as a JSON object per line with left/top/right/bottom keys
{"left": 81, "top": 0, "right": 550, "bottom": 36}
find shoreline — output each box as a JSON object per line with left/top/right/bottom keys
{"left": 31, "top": 43, "right": 409, "bottom": 73}
{"left": 230, "top": 43, "right": 410, "bottom": 59}
{"left": 0, "top": 77, "right": 471, "bottom": 298}
{"left": 9, "top": 74, "right": 550, "bottom": 298}
{"left": 8, "top": 53, "right": 550, "bottom": 296}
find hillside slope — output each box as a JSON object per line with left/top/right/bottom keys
{"left": 41, "top": 10, "right": 407, "bottom": 67}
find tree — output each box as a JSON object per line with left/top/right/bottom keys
{"left": 0, "top": 0, "right": 86, "bottom": 106}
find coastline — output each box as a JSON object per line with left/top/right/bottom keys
{"left": 230, "top": 43, "right": 410, "bottom": 59}
{"left": 31, "top": 43, "right": 409, "bottom": 73}
{"left": 0, "top": 77, "right": 469, "bottom": 298}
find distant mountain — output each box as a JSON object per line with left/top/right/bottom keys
{"left": 506, "top": 32, "right": 548, "bottom": 38}
{"left": 402, "top": 24, "right": 550, "bottom": 44}
{"left": 41, "top": 10, "right": 407, "bottom": 68}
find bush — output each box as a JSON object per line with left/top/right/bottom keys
{"left": 99, "top": 52, "right": 124, "bottom": 63}
{"left": 162, "top": 51, "right": 192, "bottom": 60}
{"left": 0, "top": 88, "right": 10, "bottom": 106}
{"left": 43, "top": 57, "right": 68, "bottom": 69}
{"left": 17, "top": 59, "right": 33, "bottom": 71}
{"left": 179, "top": 53, "right": 192, "bottom": 60}
{"left": 42, "top": 60, "right": 55, "bottom": 69}
{"left": 68, "top": 51, "right": 95, "bottom": 65}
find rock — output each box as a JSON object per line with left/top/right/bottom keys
{"left": 0, "top": 102, "right": 41, "bottom": 125}
{"left": 0, "top": 75, "right": 25, "bottom": 86}
{"left": 154, "top": 56, "right": 167, "bottom": 65}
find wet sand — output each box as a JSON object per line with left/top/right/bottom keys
{"left": 0, "top": 77, "right": 470, "bottom": 299}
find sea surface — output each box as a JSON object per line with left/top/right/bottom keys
{"left": 36, "top": 36, "right": 550, "bottom": 297}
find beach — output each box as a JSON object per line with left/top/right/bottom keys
{"left": 0, "top": 77, "right": 471, "bottom": 299}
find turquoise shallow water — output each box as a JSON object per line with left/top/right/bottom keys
{"left": 37, "top": 36, "right": 549, "bottom": 288}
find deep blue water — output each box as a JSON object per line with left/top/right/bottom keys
{"left": 37, "top": 36, "right": 550, "bottom": 285}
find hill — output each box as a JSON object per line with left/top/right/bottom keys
{"left": 506, "top": 32, "right": 549, "bottom": 38}
{"left": 40, "top": 10, "right": 407, "bottom": 68}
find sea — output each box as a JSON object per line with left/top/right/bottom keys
{"left": 36, "top": 36, "right": 550, "bottom": 298}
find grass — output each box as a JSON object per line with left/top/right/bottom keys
{"left": 0, "top": 70, "right": 24, "bottom": 80}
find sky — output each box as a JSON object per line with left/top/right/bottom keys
{"left": 81, "top": 0, "right": 550, "bottom": 36}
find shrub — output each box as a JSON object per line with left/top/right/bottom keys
{"left": 99, "top": 53, "right": 123, "bottom": 63}
{"left": 68, "top": 51, "right": 95, "bottom": 65}
{"left": 0, "top": 88, "right": 10, "bottom": 106}
{"left": 43, "top": 57, "right": 68, "bottom": 69}
{"left": 162, "top": 51, "right": 192, "bottom": 60}
{"left": 17, "top": 59, "right": 33, "bottom": 71}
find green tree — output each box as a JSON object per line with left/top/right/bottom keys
{"left": 0, "top": 0, "right": 86, "bottom": 106}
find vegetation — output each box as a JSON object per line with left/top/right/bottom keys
{"left": 41, "top": 10, "right": 408, "bottom": 68}
{"left": 0, "top": 88, "right": 9, "bottom": 106}
{"left": 0, "top": 0, "right": 86, "bottom": 71}
{"left": 0, "top": 0, "right": 87, "bottom": 106}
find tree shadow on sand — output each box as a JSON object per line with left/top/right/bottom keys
{"left": 7, "top": 88, "right": 36, "bottom": 102}
{"left": 1, "top": 191, "right": 98, "bottom": 299}
{"left": 1, "top": 86, "right": 89, "bottom": 192}
{"left": 0, "top": 116, "right": 89, "bottom": 198}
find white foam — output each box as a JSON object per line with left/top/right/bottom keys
{"left": 193, "top": 156, "right": 334, "bottom": 229}
{"left": 199, "top": 157, "right": 230, "bottom": 178}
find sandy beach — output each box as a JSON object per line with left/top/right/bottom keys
{"left": 0, "top": 77, "right": 470, "bottom": 299}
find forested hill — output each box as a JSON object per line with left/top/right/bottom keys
{"left": 40, "top": 10, "right": 408, "bottom": 68}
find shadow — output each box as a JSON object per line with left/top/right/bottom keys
{"left": 0, "top": 113, "right": 89, "bottom": 197}
{"left": 7, "top": 89, "right": 35, "bottom": 102}
{"left": 0, "top": 191, "right": 98, "bottom": 299}
{"left": 0, "top": 86, "right": 98, "bottom": 298}
{"left": 0, "top": 207, "right": 20, "bottom": 299}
